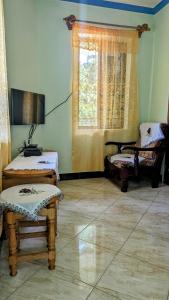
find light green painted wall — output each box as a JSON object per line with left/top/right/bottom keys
{"left": 149, "top": 5, "right": 169, "bottom": 122}
{"left": 4, "top": 0, "right": 154, "bottom": 173}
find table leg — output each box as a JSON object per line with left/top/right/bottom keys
{"left": 6, "top": 211, "right": 17, "bottom": 276}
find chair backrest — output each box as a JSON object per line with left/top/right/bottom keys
{"left": 139, "top": 123, "right": 165, "bottom": 148}
{"left": 138, "top": 123, "right": 169, "bottom": 162}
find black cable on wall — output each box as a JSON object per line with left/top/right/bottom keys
{"left": 19, "top": 92, "right": 72, "bottom": 152}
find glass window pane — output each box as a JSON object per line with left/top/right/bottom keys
{"left": 79, "top": 49, "right": 98, "bottom": 127}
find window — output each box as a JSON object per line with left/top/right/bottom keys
{"left": 78, "top": 47, "right": 127, "bottom": 129}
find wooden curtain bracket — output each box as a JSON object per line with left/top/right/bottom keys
{"left": 63, "top": 15, "right": 76, "bottom": 30}
{"left": 136, "top": 24, "right": 150, "bottom": 38}
{"left": 63, "top": 15, "right": 151, "bottom": 38}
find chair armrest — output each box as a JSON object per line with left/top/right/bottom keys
{"left": 105, "top": 141, "right": 136, "bottom": 146}
{"left": 122, "top": 146, "right": 166, "bottom": 152}
{"left": 105, "top": 141, "right": 136, "bottom": 154}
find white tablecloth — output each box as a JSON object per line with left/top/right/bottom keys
{"left": 5, "top": 152, "right": 59, "bottom": 179}
{"left": 0, "top": 184, "right": 62, "bottom": 220}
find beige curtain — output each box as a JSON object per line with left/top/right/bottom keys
{"left": 72, "top": 24, "right": 139, "bottom": 172}
{"left": 0, "top": 0, "right": 11, "bottom": 235}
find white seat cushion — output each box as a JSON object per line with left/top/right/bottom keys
{"left": 110, "top": 154, "right": 145, "bottom": 165}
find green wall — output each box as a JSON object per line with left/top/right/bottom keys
{"left": 149, "top": 5, "right": 169, "bottom": 122}
{"left": 4, "top": 0, "right": 154, "bottom": 173}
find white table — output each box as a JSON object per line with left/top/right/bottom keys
{"left": 3, "top": 152, "right": 59, "bottom": 189}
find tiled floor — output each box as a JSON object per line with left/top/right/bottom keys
{"left": 1, "top": 178, "right": 169, "bottom": 299}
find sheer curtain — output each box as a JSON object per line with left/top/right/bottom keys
{"left": 0, "top": 0, "right": 11, "bottom": 234}
{"left": 72, "top": 24, "right": 139, "bottom": 172}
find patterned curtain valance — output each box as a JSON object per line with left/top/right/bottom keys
{"left": 72, "top": 24, "right": 138, "bottom": 54}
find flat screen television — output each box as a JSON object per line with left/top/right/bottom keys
{"left": 10, "top": 88, "right": 45, "bottom": 125}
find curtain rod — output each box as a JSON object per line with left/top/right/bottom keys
{"left": 63, "top": 15, "right": 150, "bottom": 38}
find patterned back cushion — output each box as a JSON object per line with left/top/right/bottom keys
{"left": 136, "top": 139, "right": 161, "bottom": 160}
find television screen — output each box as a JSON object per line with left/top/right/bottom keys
{"left": 10, "top": 89, "right": 45, "bottom": 125}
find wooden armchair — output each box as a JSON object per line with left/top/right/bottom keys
{"left": 104, "top": 123, "right": 169, "bottom": 192}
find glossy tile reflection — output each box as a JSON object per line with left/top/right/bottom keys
{"left": 56, "top": 239, "right": 115, "bottom": 285}
{"left": 1, "top": 178, "right": 169, "bottom": 299}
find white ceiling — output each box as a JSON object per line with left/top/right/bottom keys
{"left": 105, "top": 0, "right": 161, "bottom": 8}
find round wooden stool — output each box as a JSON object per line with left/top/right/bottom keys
{"left": 0, "top": 184, "right": 62, "bottom": 276}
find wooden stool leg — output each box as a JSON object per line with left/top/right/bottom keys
{"left": 47, "top": 201, "right": 56, "bottom": 270}
{"left": 55, "top": 205, "right": 57, "bottom": 237}
{"left": 6, "top": 212, "right": 17, "bottom": 276}
{"left": 16, "top": 221, "right": 21, "bottom": 252}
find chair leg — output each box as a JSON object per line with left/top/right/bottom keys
{"left": 152, "top": 171, "right": 160, "bottom": 188}
{"left": 6, "top": 212, "right": 17, "bottom": 276}
{"left": 121, "top": 170, "right": 129, "bottom": 192}
{"left": 47, "top": 202, "right": 56, "bottom": 270}
{"left": 121, "top": 180, "right": 128, "bottom": 192}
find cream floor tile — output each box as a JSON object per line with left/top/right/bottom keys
{"left": 59, "top": 179, "right": 91, "bottom": 188}
{"left": 59, "top": 182, "right": 105, "bottom": 195}
{"left": 20, "top": 237, "right": 46, "bottom": 251}
{"left": 0, "top": 259, "right": 41, "bottom": 299}
{"left": 59, "top": 199, "right": 81, "bottom": 210}
{"left": 92, "top": 183, "right": 120, "bottom": 192}
{"left": 156, "top": 186, "right": 169, "bottom": 204}
{"left": 59, "top": 184, "right": 93, "bottom": 200}
{"left": 98, "top": 182, "right": 119, "bottom": 189}
{"left": 115, "top": 196, "right": 153, "bottom": 212}
{"left": 58, "top": 208, "right": 94, "bottom": 219}
{"left": 78, "top": 219, "right": 133, "bottom": 252}
{"left": 79, "top": 193, "right": 119, "bottom": 203}
{"left": 96, "top": 198, "right": 149, "bottom": 229}
{"left": 147, "top": 201, "right": 169, "bottom": 218}
{"left": 56, "top": 236, "right": 74, "bottom": 251}
{"left": 77, "top": 199, "right": 115, "bottom": 211}
{"left": 56, "top": 239, "right": 115, "bottom": 285}
{"left": 62, "top": 191, "right": 87, "bottom": 201}
{"left": 0, "top": 240, "right": 8, "bottom": 260}
{"left": 155, "top": 195, "right": 169, "bottom": 205}
{"left": 122, "top": 229, "right": 169, "bottom": 271}
{"left": 127, "top": 187, "right": 159, "bottom": 202}
{"left": 0, "top": 257, "right": 40, "bottom": 277}
{"left": 136, "top": 212, "right": 169, "bottom": 241}
{"left": 19, "top": 235, "right": 73, "bottom": 253}
{"left": 87, "top": 288, "right": 122, "bottom": 300}
{"left": 79, "top": 198, "right": 117, "bottom": 209}
{"left": 61, "top": 196, "right": 118, "bottom": 216}
{"left": 97, "top": 253, "right": 169, "bottom": 300}
{"left": 97, "top": 213, "right": 141, "bottom": 230}
{"left": 45, "top": 264, "right": 91, "bottom": 284}
{"left": 59, "top": 199, "right": 113, "bottom": 216}
{"left": 0, "top": 233, "right": 72, "bottom": 258}
{"left": 7, "top": 267, "right": 93, "bottom": 300}
{"left": 59, "top": 178, "right": 107, "bottom": 188}
{"left": 58, "top": 185, "right": 82, "bottom": 192}
{"left": 0, "top": 281, "right": 15, "bottom": 300}
{"left": 0, "top": 237, "right": 73, "bottom": 270}
{"left": 59, "top": 178, "right": 119, "bottom": 196}
{"left": 63, "top": 201, "right": 114, "bottom": 217}
{"left": 58, "top": 210, "right": 94, "bottom": 238}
